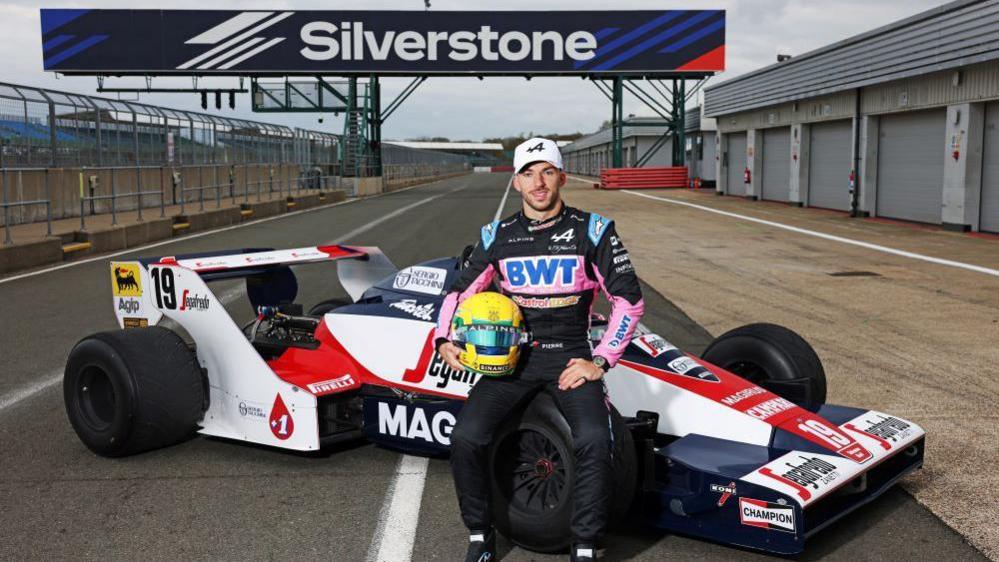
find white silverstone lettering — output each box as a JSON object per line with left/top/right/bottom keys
{"left": 721, "top": 386, "right": 767, "bottom": 406}
{"left": 377, "top": 402, "right": 456, "bottom": 446}
{"left": 745, "top": 397, "right": 796, "bottom": 420}
{"left": 299, "top": 22, "right": 597, "bottom": 62}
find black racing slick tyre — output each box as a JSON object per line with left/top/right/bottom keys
{"left": 701, "top": 323, "right": 827, "bottom": 412}
{"left": 489, "top": 393, "right": 637, "bottom": 553}
{"left": 64, "top": 327, "right": 205, "bottom": 457}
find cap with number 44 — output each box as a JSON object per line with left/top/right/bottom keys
{"left": 514, "top": 137, "right": 563, "bottom": 173}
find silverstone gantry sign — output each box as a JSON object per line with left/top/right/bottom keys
{"left": 40, "top": 9, "right": 725, "bottom": 75}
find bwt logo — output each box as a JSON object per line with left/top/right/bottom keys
{"left": 503, "top": 257, "right": 579, "bottom": 287}
{"left": 301, "top": 23, "right": 598, "bottom": 62}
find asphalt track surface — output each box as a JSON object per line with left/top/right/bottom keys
{"left": 0, "top": 174, "right": 987, "bottom": 561}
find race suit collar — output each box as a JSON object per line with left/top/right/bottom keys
{"left": 519, "top": 202, "right": 567, "bottom": 232}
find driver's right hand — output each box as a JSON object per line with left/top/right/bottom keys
{"left": 437, "top": 341, "right": 466, "bottom": 372}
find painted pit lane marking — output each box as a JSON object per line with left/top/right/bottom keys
{"left": 616, "top": 189, "right": 999, "bottom": 278}
{"left": 365, "top": 455, "right": 430, "bottom": 562}
{"left": 0, "top": 182, "right": 470, "bottom": 415}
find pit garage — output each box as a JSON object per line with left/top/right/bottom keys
{"left": 875, "top": 109, "right": 946, "bottom": 224}
{"left": 726, "top": 132, "right": 746, "bottom": 196}
{"left": 981, "top": 101, "right": 999, "bottom": 233}
{"left": 808, "top": 120, "right": 852, "bottom": 211}
{"left": 761, "top": 127, "right": 791, "bottom": 202}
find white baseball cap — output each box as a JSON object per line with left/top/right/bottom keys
{"left": 514, "top": 137, "right": 563, "bottom": 173}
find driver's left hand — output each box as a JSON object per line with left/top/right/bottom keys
{"left": 558, "top": 358, "right": 604, "bottom": 391}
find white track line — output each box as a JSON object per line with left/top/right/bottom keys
{"left": 494, "top": 174, "right": 514, "bottom": 221}
{"left": 0, "top": 179, "right": 439, "bottom": 286}
{"left": 622, "top": 190, "right": 999, "bottom": 278}
{"left": 0, "top": 182, "right": 469, "bottom": 415}
{"left": 365, "top": 455, "right": 431, "bottom": 562}
{"left": 366, "top": 176, "right": 510, "bottom": 562}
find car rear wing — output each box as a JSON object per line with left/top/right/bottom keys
{"left": 109, "top": 244, "right": 398, "bottom": 329}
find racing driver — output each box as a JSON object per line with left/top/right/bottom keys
{"left": 435, "top": 137, "right": 645, "bottom": 561}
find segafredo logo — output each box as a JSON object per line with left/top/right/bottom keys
{"left": 178, "top": 12, "right": 295, "bottom": 70}
{"left": 301, "top": 23, "right": 597, "bottom": 62}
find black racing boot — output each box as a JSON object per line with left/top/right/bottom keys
{"left": 570, "top": 543, "right": 598, "bottom": 561}
{"left": 463, "top": 528, "right": 496, "bottom": 562}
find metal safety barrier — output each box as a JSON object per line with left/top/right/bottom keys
{"left": 600, "top": 166, "right": 689, "bottom": 189}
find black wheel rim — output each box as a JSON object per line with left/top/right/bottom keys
{"left": 495, "top": 428, "right": 569, "bottom": 514}
{"left": 77, "top": 365, "right": 116, "bottom": 430}
{"left": 725, "top": 360, "right": 767, "bottom": 384}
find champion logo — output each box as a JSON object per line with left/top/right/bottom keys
{"left": 178, "top": 11, "right": 294, "bottom": 70}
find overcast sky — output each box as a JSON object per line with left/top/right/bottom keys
{"left": 2, "top": 0, "right": 947, "bottom": 140}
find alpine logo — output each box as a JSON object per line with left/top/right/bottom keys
{"left": 178, "top": 11, "right": 294, "bottom": 70}
{"left": 551, "top": 228, "right": 574, "bottom": 243}
{"left": 739, "top": 498, "right": 795, "bottom": 533}
{"left": 525, "top": 142, "right": 545, "bottom": 153}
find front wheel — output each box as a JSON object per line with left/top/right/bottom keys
{"left": 701, "top": 322, "right": 827, "bottom": 411}
{"left": 489, "top": 393, "right": 636, "bottom": 553}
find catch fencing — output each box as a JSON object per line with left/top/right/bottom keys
{"left": 0, "top": 82, "right": 469, "bottom": 242}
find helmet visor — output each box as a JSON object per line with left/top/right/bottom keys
{"left": 454, "top": 325, "right": 524, "bottom": 349}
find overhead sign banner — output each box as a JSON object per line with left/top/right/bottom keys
{"left": 40, "top": 9, "right": 725, "bottom": 75}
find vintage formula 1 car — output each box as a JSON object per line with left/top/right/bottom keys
{"left": 65, "top": 245, "right": 925, "bottom": 555}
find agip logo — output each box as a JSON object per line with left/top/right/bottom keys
{"left": 110, "top": 263, "right": 142, "bottom": 297}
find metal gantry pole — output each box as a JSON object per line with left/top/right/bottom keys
{"left": 612, "top": 77, "right": 624, "bottom": 169}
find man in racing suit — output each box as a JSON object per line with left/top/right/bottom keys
{"left": 435, "top": 137, "right": 644, "bottom": 561}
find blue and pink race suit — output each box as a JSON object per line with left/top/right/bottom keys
{"left": 435, "top": 204, "right": 645, "bottom": 371}
{"left": 438, "top": 204, "right": 645, "bottom": 544}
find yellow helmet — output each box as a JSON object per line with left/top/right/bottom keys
{"left": 452, "top": 292, "right": 528, "bottom": 376}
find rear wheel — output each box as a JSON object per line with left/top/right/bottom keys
{"left": 489, "top": 393, "right": 636, "bottom": 553}
{"left": 64, "top": 327, "right": 205, "bottom": 457}
{"left": 701, "top": 323, "right": 826, "bottom": 411}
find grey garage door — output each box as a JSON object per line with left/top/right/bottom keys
{"left": 761, "top": 128, "right": 791, "bottom": 201}
{"left": 726, "top": 132, "right": 747, "bottom": 196}
{"left": 876, "top": 110, "right": 946, "bottom": 223}
{"left": 981, "top": 102, "right": 999, "bottom": 233}
{"left": 808, "top": 120, "right": 852, "bottom": 211}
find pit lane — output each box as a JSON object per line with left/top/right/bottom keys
{"left": 0, "top": 174, "right": 987, "bottom": 560}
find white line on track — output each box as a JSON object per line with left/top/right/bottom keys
{"left": 0, "top": 182, "right": 469, "bottom": 415}
{"left": 494, "top": 174, "right": 514, "bottom": 221}
{"left": 366, "top": 455, "right": 431, "bottom": 562}
{"left": 0, "top": 179, "right": 438, "bottom": 286}
{"left": 621, "top": 189, "right": 999, "bottom": 278}
{"left": 366, "top": 176, "right": 511, "bottom": 562}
